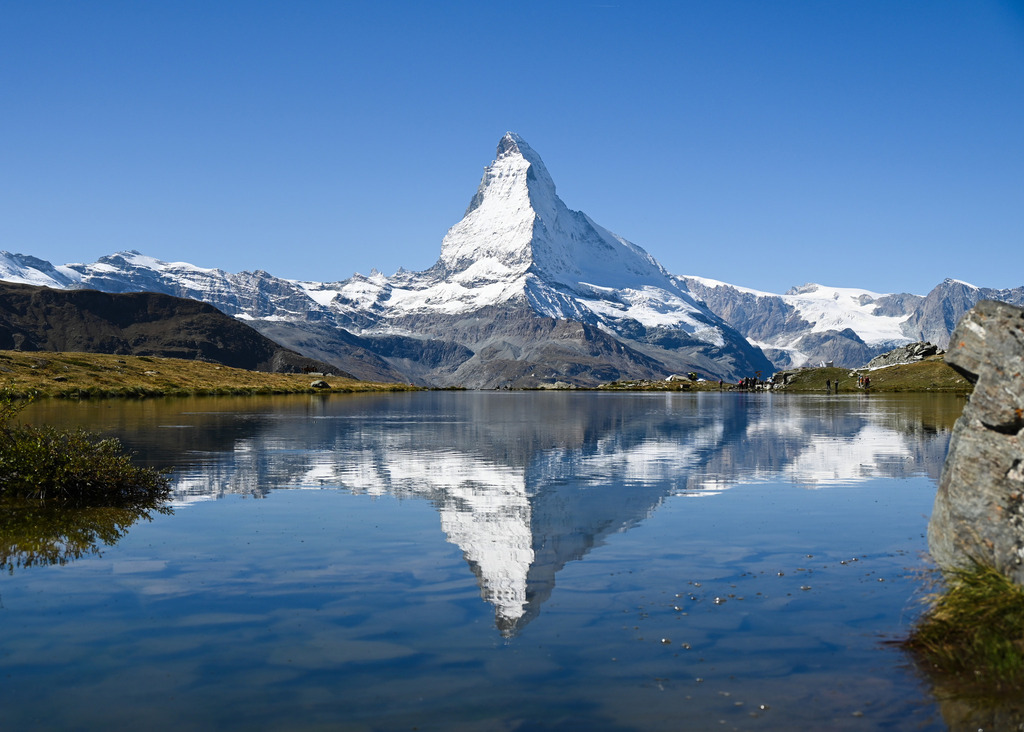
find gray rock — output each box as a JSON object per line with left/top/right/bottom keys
{"left": 928, "top": 300, "right": 1024, "bottom": 582}
{"left": 865, "top": 341, "right": 942, "bottom": 369}
{"left": 310, "top": 379, "right": 330, "bottom": 389}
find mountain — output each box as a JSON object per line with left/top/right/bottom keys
{"left": 0, "top": 281, "right": 347, "bottom": 375}
{"left": 321, "top": 132, "right": 773, "bottom": 386}
{"left": 682, "top": 277, "right": 1024, "bottom": 370}
{"left": 0, "top": 134, "right": 773, "bottom": 386}
{"left": 1, "top": 133, "right": 1021, "bottom": 378}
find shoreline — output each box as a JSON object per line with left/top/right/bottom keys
{"left": 1, "top": 349, "right": 972, "bottom": 399}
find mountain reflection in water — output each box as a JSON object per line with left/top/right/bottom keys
{"left": 26, "top": 391, "right": 958, "bottom": 637}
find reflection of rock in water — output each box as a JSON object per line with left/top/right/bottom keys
{"left": 912, "top": 665, "right": 1024, "bottom": 732}
{"left": 0, "top": 499, "right": 170, "bottom": 573}
{"left": 102, "top": 391, "right": 956, "bottom": 634}
{"left": 937, "top": 696, "right": 1024, "bottom": 732}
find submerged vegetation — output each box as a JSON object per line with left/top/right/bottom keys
{"left": 0, "top": 397, "right": 170, "bottom": 504}
{"left": 905, "top": 563, "right": 1024, "bottom": 691}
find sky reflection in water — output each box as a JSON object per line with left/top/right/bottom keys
{"left": 2, "top": 392, "right": 964, "bottom": 730}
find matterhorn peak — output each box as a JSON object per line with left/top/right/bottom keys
{"left": 440, "top": 132, "right": 561, "bottom": 279}
{"left": 461, "top": 131, "right": 559, "bottom": 217}
{"left": 496, "top": 131, "right": 523, "bottom": 157}
{"left": 438, "top": 131, "right": 676, "bottom": 298}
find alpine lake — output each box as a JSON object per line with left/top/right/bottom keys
{"left": 0, "top": 390, "right": 1006, "bottom": 730}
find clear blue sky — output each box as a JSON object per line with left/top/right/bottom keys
{"left": 2, "top": 0, "right": 1022, "bottom": 296}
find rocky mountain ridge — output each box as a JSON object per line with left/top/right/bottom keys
{"left": 682, "top": 276, "right": 1024, "bottom": 370}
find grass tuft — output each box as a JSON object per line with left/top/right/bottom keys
{"left": 905, "top": 562, "right": 1024, "bottom": 688}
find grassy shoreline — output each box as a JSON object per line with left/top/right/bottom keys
{"left": 597, "top": 355, "right": 972, "bottom": 394}
{"left": 0, "top": 349, "right": 973, "bottom": 397}
{"left": 1, "top": 396, "right": 172, "bottom": 506}
{"left": 771, "top": 355, "right": 972, "bottom": 393}
{"left": 0, "top": 350, "right": 418, "bottom": 399}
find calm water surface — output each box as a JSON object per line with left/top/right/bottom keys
{"left": 2, "top": 392, "right": 968, "bottom": 730}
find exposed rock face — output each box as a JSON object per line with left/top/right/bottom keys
{"left": 928, "top": 300, "right": 1024, "bottom": 582}
{"left": 865, "top": 341, "right": 942, "bottom": 369}
{"left": 904, "top": 280, "right": 1024, "bottom": 350}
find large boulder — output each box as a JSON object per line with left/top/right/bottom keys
{"left": 928, "top": 300, "right": 1024, "bottom": 582}
{"left": 865, "top": 341, "right": 941, "bottom": 369}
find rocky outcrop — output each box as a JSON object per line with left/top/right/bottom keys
{"left": 865, "top": 341, "right": 942, "bottom": 369}
{"left": 928, "top": 300, "right": 1024, "bottom": 583}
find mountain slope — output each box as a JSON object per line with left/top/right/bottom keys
{"left": 0, "top": 282, "right": 348, "bottom": 375}
{"left": 317, "top": 132, "right": 773, "bottom": 385}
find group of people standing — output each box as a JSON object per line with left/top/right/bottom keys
{"left": 824, "top": 376, "right": 871, "bottom": 392}
{"left": 823, "top": 378, "right": 872, "bottom": 395}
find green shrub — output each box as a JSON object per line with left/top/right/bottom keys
{"left": 0, "top": 398, "right": 170, "bottom": 505}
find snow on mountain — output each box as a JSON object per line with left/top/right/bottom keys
{"left": 759, "top": 283, "right": 915, "bottom": 366}
{"left": 687, "top": 276, "right": 912, "bottom": 343}
{"left": 438, "top": 133, "right": 675, "bottom": 292}
{"left": 681, "top": 275, "right": 1024, "bottom": 370}
{"left": 0, "top": 251, "right": 81, "bottom": 288}
{"left": 683, "top": 276, "right": 924, "bottom": 369}
{"left": 780, "top": 283, "right": 911, "bottom": 342}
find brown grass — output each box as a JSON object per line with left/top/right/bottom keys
{"left": 0, "top": 350, "right": 417, "bottom": 399}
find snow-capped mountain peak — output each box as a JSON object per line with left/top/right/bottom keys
{"left": 439, "top": 131, "right": 558, "bottom": 280}
{"left": 439, "top": 133, "right": 672, "bottom": 293}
